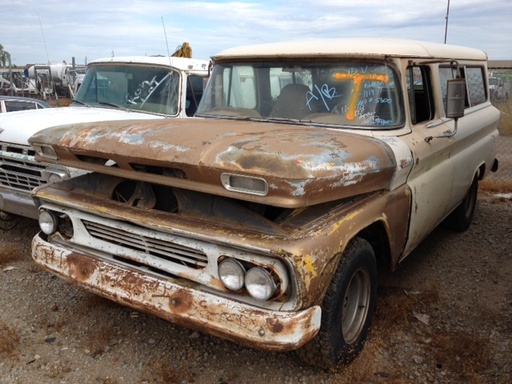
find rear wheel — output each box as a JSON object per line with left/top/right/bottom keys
{"left": 444, "top": 176, "right": 478, "bottom": 232}
{"left": 297, "top": 237, "right": 377, "bottom": 369}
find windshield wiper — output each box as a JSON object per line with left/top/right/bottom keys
{"left": 98, "top": 101, "right": 130, "bottom": 111}
{"left": 194, "top": 113, "right": 253, "bottom": 121}
{"left": 71, "top": 99, "right": 90, "bottom": 107}
{"left": 253, "top": 116, "right": 307, "bottom": 125}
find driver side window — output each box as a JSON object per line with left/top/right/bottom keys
{"left": 406, "top": 66, "right": 435, "bottom": 125}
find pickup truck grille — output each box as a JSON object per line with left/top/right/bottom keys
{"left": 82, "top": 220, "right": 209, "bottom": 271}
{"left": 0, "top": 142, "right": 46, "bottom": 191}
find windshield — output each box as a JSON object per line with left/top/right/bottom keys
{"left": 74, "top": 65, "right": 181, "bottom": 115}
{"left": 197, "top": 61, "right": 405, "bottom": 129}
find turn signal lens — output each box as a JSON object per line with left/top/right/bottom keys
{"left": 220, "top": 173, "right": 268, "bottom": 196}
{"left": 33, "top": 144, "right": 58, "bottom": 160}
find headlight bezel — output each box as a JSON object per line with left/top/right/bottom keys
{"left": 42, "top": 169, "right": 70, "bottom": 183}
{"left": 245, "top": 267, "right": 278, "bottom": 301}
{"left": 217, "top": 256, "right": 289, "bottom": 301}
{"left": 38, "top": 209, "right": 58, "bottom": 235}
{"left": 218, "top": 258, "right": 246, "bottom": 291}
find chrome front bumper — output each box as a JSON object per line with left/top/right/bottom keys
{"left": 0, "top": 187, "right": 38, "bottom": 219}
{"left": 32, "top": 232, "right": 321, "bottom": 352}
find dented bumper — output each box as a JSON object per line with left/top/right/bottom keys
{"left": 32, "top": 232, "right": 322, "bottom": 351}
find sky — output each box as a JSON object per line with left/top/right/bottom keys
{"left": 1, "top": 0, "right": 511, "bottom": 67}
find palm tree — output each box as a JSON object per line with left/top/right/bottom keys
{"left": 0, "top": 44, "right": 8, "bottom": 67}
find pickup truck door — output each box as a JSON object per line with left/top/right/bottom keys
{"left": 401, "top": 64, "right": 498, "bottom": 258}
{"left": 403, "top": 118, "right": 456, "bottom": 256}
{"left": 401, "top": 65, "right": 456, "bottom": 257}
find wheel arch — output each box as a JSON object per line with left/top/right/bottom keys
{"left": 310, "top": 218, "right": 394, "bottom": 307}
{"left": 477, "top": 162, "right": 486, "bottom": 181}
{"left": 358, "top": 220, "right": 393, "bottom": 273}
{"left": 295, "top": 186, "right": 411, "bottom": 308}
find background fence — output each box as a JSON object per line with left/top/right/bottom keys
{"left": 487, "top": 68, "right": 512, "bottom": 190}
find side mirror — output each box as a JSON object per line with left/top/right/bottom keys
{"left": 446, "top": 78, "right": 465, "bottom": 119}
{"left": 425, "top": 77, "right": 466, "bottom": 143}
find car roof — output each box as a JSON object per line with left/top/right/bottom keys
{"left": 87, "top": 56, "right": 210, "bottom": 73}
{"left": 211, "top": 38, "right": 488, "bottom": 61}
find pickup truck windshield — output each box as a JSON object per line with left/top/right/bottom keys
{"left": 74, "top": 65, "right": 180, "bottom": 115}
{"left": 197, "top": 61, "right": 405, "bottom": 128}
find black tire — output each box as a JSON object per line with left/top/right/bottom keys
{"left": 443, "top": 176, "right": 478, "bottom": 232}
{"left": 296, "top": 237, "right": 377, "bottom": 370}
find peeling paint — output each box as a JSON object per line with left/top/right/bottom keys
{"left": 300, "top": 254, "right": 318, "bottom": 291}
{"left": 25, "top": 41, "right": 500, "bottom": 366}
{"left": 29, "top": 119, "right": 397, "bottom": 208}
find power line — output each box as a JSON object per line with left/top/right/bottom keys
{"left": 38, "top": 13, "right": 50, "bottom": 63}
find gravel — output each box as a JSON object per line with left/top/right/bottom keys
{"left": 1, "top": 192, "right": 511, "bottom": 384}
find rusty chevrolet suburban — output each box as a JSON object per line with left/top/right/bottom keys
{"left": 28, "top": 38, "right": 500, "bottom": 369}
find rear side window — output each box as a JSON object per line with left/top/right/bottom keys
{"left": 221, "top": 65, "right": 257, "bottom": 109}
{"left": 4, "top": 100, "right": 38, "bottom": 112}
{"left": 464, "top": 67, "right": 486, "bottom": 106}
{"left": 439, "top": 65, "right": 487, "bottom": 113}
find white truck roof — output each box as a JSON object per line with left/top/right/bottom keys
{"left": 212, "top": 37, "right": 488, "bottom": 61}
{"left": 88, "top": 56, "right": 209, "bottom": 74}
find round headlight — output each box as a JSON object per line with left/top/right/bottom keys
{"left": 245, "top": 267, "right": 277, "bottom": 301}
{"left": 45, "top": 169, "right": 69, "bottom": 184}
{"left": 39, "top": 210, "right": 58, "bottom": 235}
{"left": 218, "top": 258, "right": 245, "bottom": 291}
{"left": 47, "top": 173, "right": 63, "bottom": 183}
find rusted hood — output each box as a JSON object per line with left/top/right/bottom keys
{"left": 30, "top": 118, "right": 397, "bottom": 207}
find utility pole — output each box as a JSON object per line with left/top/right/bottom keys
{"left": 444, "top": 0, "right": 451, "bottom": 44}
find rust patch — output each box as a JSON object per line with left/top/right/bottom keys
{"left": 266, "top": 318, "right": 285, "bottom": 334}
{"left": 68, "top": 253, "right": 96, "bottom": 280}
{"left": 30, "top": 118, "right": 396, "bottom": 208}
{"left": 168, "top": 289, "right": 194, "bottom": 314}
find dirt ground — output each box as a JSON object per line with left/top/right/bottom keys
{"left": 0, "top": 191, "right": 511, "bottom": 384}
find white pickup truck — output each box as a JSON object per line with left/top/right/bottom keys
{"left": 489, "top": 76, "right": 509, "bottom": 102}
{"left": 0, "top": 55, "right": 209, "bottom": 219}
{"left": 29, "top": 38, "right": 499, "bottom": 369}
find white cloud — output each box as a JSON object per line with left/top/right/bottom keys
{"left": 1, "top": 0, "right": 510, "bottom": 66}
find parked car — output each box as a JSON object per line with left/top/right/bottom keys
{"left": 489, "top": 75, "right": 509, "bottom": 102}
{"left": 0, "top": 95, "right": 50, "bottom": 113}
{"left": 29, "top": 38, "right": 500, "bottom": 369}
{"left": 0, "top": 55, "right": 209, "bottom": 219}
{"left": 0, "top": 70, "right": 38, "bottom": 96}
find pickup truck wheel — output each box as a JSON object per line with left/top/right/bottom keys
{"left": 296, "top": 237, "right": 377, "bottom": 369}
{"left": 444, "top": 176, "right": 478, "bottom": 232}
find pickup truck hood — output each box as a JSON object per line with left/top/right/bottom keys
{"left": 30, "top": 118, "right": 397, "bottom": 207}
{"left": 0, "top": 106, "right": 162, "bottom": 144}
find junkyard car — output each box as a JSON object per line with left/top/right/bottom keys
{"left": 29, "top": 38, "right": 499, "bottom": 368}
{"left": 0, "top": 56, "right": 208, "bottom": 219}
{"left": 0, "top": 95, "right": 50, "bottom": 113}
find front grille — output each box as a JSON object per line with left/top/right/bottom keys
{"left": 82, "top": 220, "right": 208, "bottom": 270}
{"left": 0, "top": 142, "right": 46, "bottom": 191}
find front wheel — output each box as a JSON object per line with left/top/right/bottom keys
{"left": 297, "top": 237, "right": 377, "bottom": 369}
